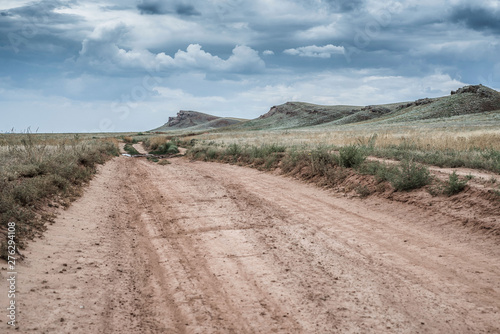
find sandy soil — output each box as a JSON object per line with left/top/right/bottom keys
{"left": 2, "top": 155, "right": 500, "bottom": 333}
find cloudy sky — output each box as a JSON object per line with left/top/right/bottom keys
{"left": 1, "top": 0, "right": 499, "bottom": 132}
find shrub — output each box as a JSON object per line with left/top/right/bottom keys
{"left": 389, "top": 159, "right": 431, "bottom": 191}
{"left": 281, "top": 149, "right": 304, "bottom": 173}
{"left": 225, "top": 143, "right": 242, "bottom": 157}
{"left": 355, "top": 184, "right": 372, "bottom": 198}
{"left": 444, "top": 171, "right": 468, "bottom": 196}
{"left": 206, "top": 148, "right": 219, "bottom": 160}
{"left": 338, "top": 145, "right": 366, "bottom": 168}
{"left": 250, "top": 144, "right": 286, "bottom": 159}
{"left": 309, "top": 147, "right": 337, "bottom": 177}
{"left": 149, "top": 141, "right": 179, "bottom": 155}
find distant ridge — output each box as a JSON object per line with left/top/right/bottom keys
{"left": 152, "top": 110, "right": 246, "bottom": 131}
{"left": 151, "top": 85, "right": 500, "bottom": 132}
{"left": 230, "top": 84, "right": 500, "bottom": 130}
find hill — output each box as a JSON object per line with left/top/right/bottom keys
{"left": 152, "top": 110, "right": 246, "bottom": 131}
{"left": 228, "top": 84, "right": 500, "bottom": 131}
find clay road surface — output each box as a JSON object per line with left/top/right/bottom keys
{"left": 9, "top": 156, "right": 500, "bottom": 333}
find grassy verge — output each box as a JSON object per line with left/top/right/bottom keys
{"left": 369, "top": 143, "right": 500, "bottom": 174}
{"left": 187, "top": 142, "right": 436, "bottom": 193}
{"left": 143, "top": 136, "right": 181, "bottom": 155}
{"left": 0, "top": 134, "right": 119, "bottom": 259}
{"left": 193, "top": 130, "right": 500, "bottom": 174}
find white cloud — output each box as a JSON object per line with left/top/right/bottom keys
{"left": 284, "top": 44, "right": 345, "bottom": 58}
{"left": 78, "top": 22, "right": 265, "bottom": 74}
{"left": 296, "top": 22, "right": 342, "bottom": 40}
{"left": 263, "top": 50, "right": 274, "bottom": 56}
{"left": 237, "top": 71, "right": 465, "bottom": 108}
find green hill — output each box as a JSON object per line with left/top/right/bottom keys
{"left": 151, "top": 85, "right": 500, "bottom": 133}
{"left": 230, "top": 85, "right": 500, "bottom": 131}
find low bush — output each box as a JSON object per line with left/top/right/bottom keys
{"left": 443, "top": 171, "right": 468, "bottom": 196}
{"left": 389, "top": 159, "right": 431, "bottom": 191}
{"left": 338, "top": 145, "right": 366, "bottom": 168}
{"left": 149, "top": 141, "right": 179, "bottom": 155}
{"left": 122, "top": 136, "right": 135, "bottom": 144}
{"left": 309, "top": 147, "right": 338, "bottom": 177}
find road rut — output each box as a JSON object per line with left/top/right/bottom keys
{"left": 6, "top": 156, "right": 500, "bottom": 333}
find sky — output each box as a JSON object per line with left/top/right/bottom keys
{"left": 0, "top": 0, "right": 499, "bottom": 133}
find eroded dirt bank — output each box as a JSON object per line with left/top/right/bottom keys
{"left": 2, "top": 156, "right": 500, "bottom": 333}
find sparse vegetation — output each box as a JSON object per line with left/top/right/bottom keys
{"left": 122, "top": 136, "right": 135, "bottom": 144}
{"left": 158, "top": 159, "right": 171, "bottom": 165}
{"left": 147, "top": 139, "right": 179, "bottom": 155}
{"left": 0, "top": 133, "right": 119, "bottom": 259}
{"left": 187, "top": 142, "right": 438, "bottom": 193}
{"left": 123, "top": 143, "right": 140, "bottom": 156}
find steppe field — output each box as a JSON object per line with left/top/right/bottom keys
{"left": 1, "top": 93, "right": 500, "bottom": 333}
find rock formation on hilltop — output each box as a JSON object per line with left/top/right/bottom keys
{"left": 152, "top": 110, "right": 246, "bottom": 131}
{"left": 165, "top": 110, "right": 219, "bottom": 129}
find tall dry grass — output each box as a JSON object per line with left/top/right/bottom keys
{"left": 193, "top": 128, "right": 500, "bottom": 152}
{"left": 189, "top": 127, "right": 500, "bottom": 173}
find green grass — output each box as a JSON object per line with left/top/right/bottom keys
{"left": 388, "top": 159, "right": 432, "bottom": 191}
{"left": 443, "top": 171, "right": 469, "bottom": 196}
{"left": 123, "top": 143, "right": 140, "bottom": 155}
{"left": 339, "top": 144, "right": 366, "bottom": 168}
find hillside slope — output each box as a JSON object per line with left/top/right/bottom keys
{"left": 357, "top": 84, "right": 500, "bottom": 125}
{"left": 152, "top": 110, "right": 245, "bottom": 131}
{"left": 229, "top": 85, "right": 500, "bottom": 131}
{"left": 233, "top": 102, "right": 363, "bottom": 130}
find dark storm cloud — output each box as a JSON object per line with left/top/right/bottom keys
{"left": 2, "top": 0, "right": 500, "bottom": 133}
{"left": 450, "top": 5, "right": 500, "bottom": 33}
{"left": 0, "top": 0, "right": 83, "bottom": 56}
{"left": 137, "top": 1, "right": 200, "bottom": 16}
{"left": 3, "top": 0, "right": 80, "bottom": 24}
{"left": 324, "top": 0, "right": 364, "bottom": 12}
{"left": 176, "top": 4, "right": 200, "bottom": 16}
{"left": 137, "top": 0, "right": 169, "bottom": 15}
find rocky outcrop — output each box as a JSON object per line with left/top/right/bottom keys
{"left": 360, "top": 105, "right": 392, "bottom": 114}
{"left": 396, "top": 98, "right": 434, "bottom": 110}
{"left": 451, "top": 84, "right": 494, "bottom": 96}
{"left": 166, "top": 110, "right": 219, "bottom": 128}
{"left": 152, "top": 110, "right": 245, "bottom": 131}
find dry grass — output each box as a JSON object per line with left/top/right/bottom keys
{"left": 0, "top": 133, "right": 119, "bottom": 259}
{"left": 193, "top": 128, "right": 500, "bottom": 152}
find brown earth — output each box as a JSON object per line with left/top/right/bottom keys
{"left": 1, "top": 154, "right": 500, "bottom": 333}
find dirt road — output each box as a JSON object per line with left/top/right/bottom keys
{"left": 4, "top": 156, "right": 500, "bottom": 333}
